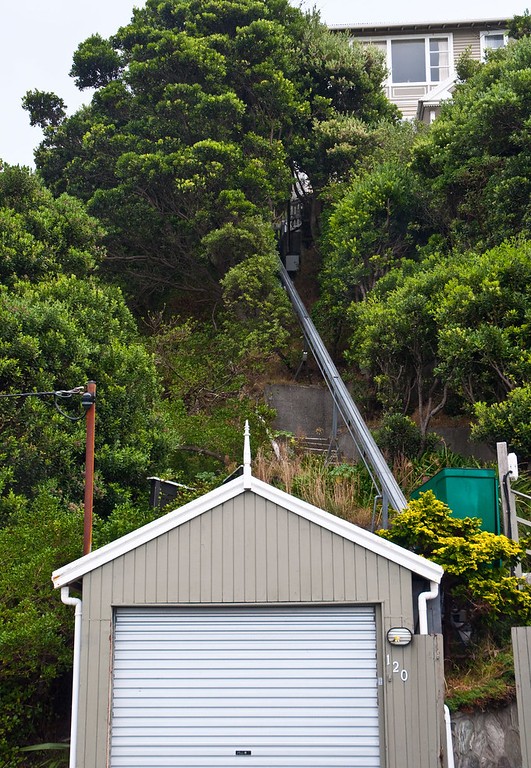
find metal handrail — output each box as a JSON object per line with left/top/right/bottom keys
{"left": 512, "top": 488, "right": 531, "bottom": 555}
{"left": 279, "top": 261, "right": 408, "bottom": 519}
{"left": 513, "top": 490, "right": 531, "bottom": 529}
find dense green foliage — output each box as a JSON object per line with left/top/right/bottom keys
{"left": 0, "top": 167, "right": 170, "bottom": 516}
{"left": 0, "top": 163, "right": 102, "bottom": 282}
{"left": 413, "top": 35, "right": 531, "bottom": 250}
{"left": 316, "top": 33, "right": 531, "bottom": 454}
{"left": 0, "top": 167, "right": 174, "bottom": 762}
{"left": 380, "top": 492, "right": 531, "bottom": 646}
{"left": 320, "top": 160, "right": 422, "bottom": 310}
{"left": 0, "top": 489, "right": 84, "bottom": 761}
{"left": 472, "top": 385, "right": 531, "bottom": 459}
{"left": 346, "top": 239, "right": 531, "bottom": 441}
{"left": 26, "top": 0, "right": 394, "bottom": 311}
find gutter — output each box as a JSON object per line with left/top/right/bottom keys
{"left": 418, "top": 581, "right": 455, "bottom": 768}
{"left": 61, "top": 586, "right": 82, "bottom": 768}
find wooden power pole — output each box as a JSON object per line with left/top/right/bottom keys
{"left": 83, "top": 381, "right": 96, "bottom": 556}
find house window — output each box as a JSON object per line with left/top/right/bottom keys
{"left": 391, "top": 36, "right": 449, "bottom": 83}
{"left": 480, "top": 31, "right": 507, "bottom": 58}
{"left": 391, "top": 39, "right": 425, "bottom": 82}
{"left": 429, "top": 38, "right": 449, "bottom": 82}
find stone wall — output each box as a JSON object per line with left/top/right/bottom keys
{"left": 451, "top": 703, "right": 521, "bottom": 768}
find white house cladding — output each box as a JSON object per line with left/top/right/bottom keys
{"left": 53, "top": 465, "right": 445, "bottom": 768}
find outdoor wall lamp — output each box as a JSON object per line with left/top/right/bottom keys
{"left": 387, "top": 627, "right": 413, "bottom": 646}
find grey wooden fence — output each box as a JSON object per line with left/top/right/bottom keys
{"left": 512, "top": 626, "right": 531, "bottom": 766}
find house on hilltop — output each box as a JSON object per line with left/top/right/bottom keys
{"left": 53, "top": 426, "right": 448, "bottom": 768}
{"left": 334, "top": 17, "right": 508, "bottom": 122}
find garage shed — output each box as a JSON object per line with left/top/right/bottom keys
{"left": 53, "top": 430, "right": 446, "bottom": 768}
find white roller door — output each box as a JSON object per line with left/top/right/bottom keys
{"left": 111, "top": 605, "right": 380, "bottom": 768}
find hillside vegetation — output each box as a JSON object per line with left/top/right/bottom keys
{"left": 0, "top": 1, "right": 529, "bottom": 762}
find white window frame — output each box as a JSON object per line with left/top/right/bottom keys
{"left": 356, "top": 33, "right": 454, "bottom": 86}
{"left": 480, "top": 30, "right": 508, "bottom": 59}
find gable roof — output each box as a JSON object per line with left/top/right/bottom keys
{"left": 52, "top": 472, "right": 443, "bottom": 589}
{"left": 420, "top": 75, "right": 456, "bottom": 105}
{"left": 417, "top": 74, "right": 457, "bottom": 120}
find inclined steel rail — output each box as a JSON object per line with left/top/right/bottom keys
{"left": 279, "top": 261, "right": 408, "bottom": 520}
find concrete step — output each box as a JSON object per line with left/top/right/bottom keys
{"left": 296, "top": 436, "right": 341, "bottom": 462}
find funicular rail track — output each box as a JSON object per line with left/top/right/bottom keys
{"left": 278, "top": 260, "right": 408, "bottom": 525}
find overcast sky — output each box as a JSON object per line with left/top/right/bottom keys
{"left": 0, "top": 0, "right": 522, "bottom": 167}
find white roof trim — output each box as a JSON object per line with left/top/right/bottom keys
{"left": 335, "top": 17, "right": 508, "bottom": 30}
{"left": 249, "top": 477, "right": 443, "bottom": 582}
{"left": 52, "top": 474, "right": 443, "bottom": 589}
{"left": 420, "top": 75, "right": 456, "bottom": 102}
{"left": 417, "top": 76, "right": 456, "bottom": 118}
{"left": 52, "top": 476, "right": 245, "bottom": 588}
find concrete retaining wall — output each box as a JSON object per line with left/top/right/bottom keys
{"left": 265, "top": 383, "right": 494, "bottom": 461}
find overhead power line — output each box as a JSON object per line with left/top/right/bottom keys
{"left": 0, "top": 385, "right": 87, "bottom": 420}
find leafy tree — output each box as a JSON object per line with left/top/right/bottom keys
{"left": 413, "top": 35, "right": 531, "bottom": 250}
{"left": 286, "top": 21, "right": 397, "bottom": 191}
{"left": 374, "top": 413, "right": 433, "bottom": 462}
{"left": 347, "top": 239, "right": 531, "bottom": 439}
{"left": 0, "top": 274, "right": 170, "bottom": 514}
{"left": 347, "top": 255, "right": 451, "bottom": 438}
{"left": 318, "top": 161, "right": 423, "bottom": 326}
{"left": 379, "top": 491, "right": 531, "bottom": 649}
{"left": 473, "top": 385, "right": 531, "bottom": 461}
{"left": 0, "top": 166, "right": 171, "bottom": 514}
{"left": 27, "top": 0, "right": 395, "bottom": 310}
{"left": 21, "top": 90, "right": 66, "bottom": 128}
{"left": 508, "top": 8, "right": 531, "bottom": 39}
{"left": 0, "top": 165, "right": 102, "bottom": 282}
{"left": 70, "top": 33, "right": 123, "bottom": 89}
{"left": 433, "top": 239, "right": 531, "bottom": 406}
{"left": 312, "top": 120, "right": 427, "bottom": 350}
{"left": 220, "top": 247, "right": 293, "bottom": 358}
{"left": 0, "top": 487, "right": 84, "bottom": 763}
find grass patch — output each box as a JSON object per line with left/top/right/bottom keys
{"left": 254, "top": 443, "right": 374, "bottom": 528}
{"left": 445, "top": 641, "right": 516, "bottom": 712}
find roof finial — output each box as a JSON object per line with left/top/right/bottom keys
{"left": 243, "top": 420, "right": 252, "bottom": 488}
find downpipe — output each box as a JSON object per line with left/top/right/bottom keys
{"left": 61, "top": 586, "right": 82, "bottom": 768}
{"left": 418, "top": 581, "right": 455, "bottom": 768}
{"left": 418, "top": 580, "right": 439, "bottom": 635}
{"left": 444, "top": 705, "right": 456, "bottom": 768}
